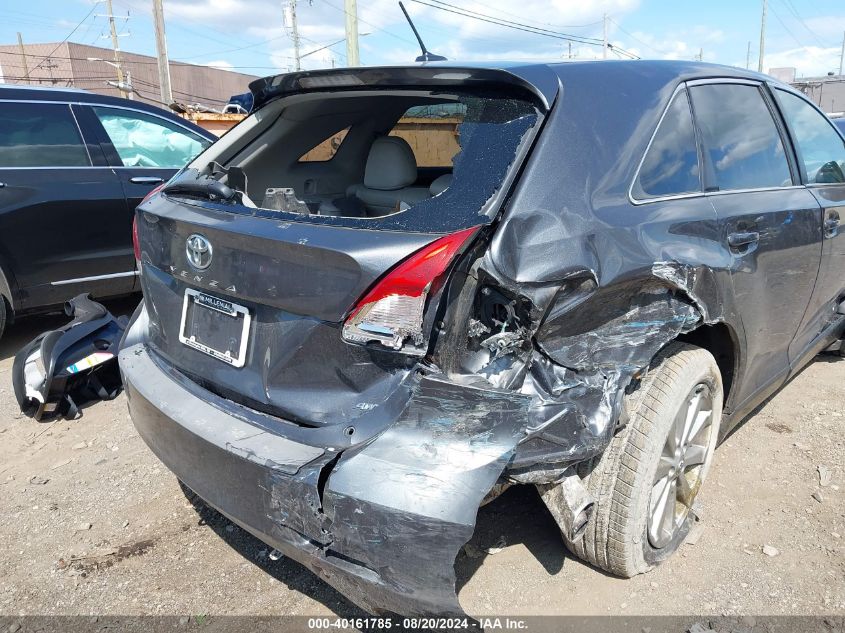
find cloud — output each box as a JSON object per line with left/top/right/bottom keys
{"left": 161, "top": 0, "right": 650, "bottom": 70}
{"left": 154, "top": 0, "right": 799, "bottom": 74}
{"left": 764, "top": 45, "right": 844, "bottom": 78}
{"left": 204, "top": 59, "right": 234, "bottom": 70}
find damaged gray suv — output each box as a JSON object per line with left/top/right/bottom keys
{"left": 120, "top": 61, "right": 845, "bottom": 616}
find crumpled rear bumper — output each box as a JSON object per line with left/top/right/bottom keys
{"left": 119, "top": 341, "right": 529, "bottom": 616}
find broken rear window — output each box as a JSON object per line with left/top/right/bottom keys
{"left": 179, "top": 89, "right": 540, "bottom": 233}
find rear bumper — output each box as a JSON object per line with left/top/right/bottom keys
{"left": 120, "top": 337, "right": 529, "bottom": 616}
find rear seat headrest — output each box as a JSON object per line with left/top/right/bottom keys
{"left": 429, "top": 174, "right": 453, "bottom": 196}
{"left": 364, "top": 136, "right": 418, "bottom": 191}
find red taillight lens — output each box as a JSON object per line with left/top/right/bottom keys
{"left": 132, "top": 214, "right": 141, "bottom": 262}
{"left": 342, "top": 226, "right": 480, "bottom": 353}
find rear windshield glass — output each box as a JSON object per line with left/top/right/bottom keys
{"left": 176, "top": 90, "right": 540, "bottom": 233}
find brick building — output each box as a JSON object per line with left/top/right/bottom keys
{"left": 0, "top": 41, "right": 259, "bottom": 110}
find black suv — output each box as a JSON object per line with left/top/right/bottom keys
{"left": 0, "top": 85, "right": 214, "bottom": 338}
{"left": 120, "top": 62, "right": 845, "bottom": 616}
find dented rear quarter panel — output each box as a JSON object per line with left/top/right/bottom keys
{"left": 478, "top": 63, "right": 756, "bottom": 468}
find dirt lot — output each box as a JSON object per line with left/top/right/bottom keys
{"left": 1, "top": 298, "right": 844, "bottom": 619}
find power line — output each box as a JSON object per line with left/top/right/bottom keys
{"left": 768, "top": 3, "right": 828, "bottom": 64}
{"left": 177, "top": 33, "right": 291, "bottom": 61}
{"left": 608, "top": 18, "right": 662, "bottom": 56}
{"left": 130, "top": 76, "right": 231, "bottom": 105}
{"left": 778, "top": 0, "right": 827, "bottom": 48}
{"left": 30, "top": 2, "right": 102, "bottom": 73}
{"left": 0, "top": 50, "right": 279, "bottom": 71}
{"left": 409, "top": 0, "right": 639, "bottom": 59}
{"left": 111, "top": 0, "right": 260, "bottom": 52}
{"left": 423, "top": 0, "right": 604, "bottom": 44}
{"left": 322, "top": 0, "right": 417, "bottom": 46}
{"left": 448, "top": 4, "right": 603, "bottom": 30}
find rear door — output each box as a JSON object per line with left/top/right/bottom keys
{"left": 0, "top": 100, "right": 132, "bottom": 310}
{"left": 84, "top": 103, "right": 212, "bottom": 239}
{"left": 688, "top": 80, "right": 823, "bottom": 407}
{"left": 771, "top": 88, "right": 845, "bottom": 370}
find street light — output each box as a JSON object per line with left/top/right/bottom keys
{"left": 87, "top": 56, "right": 133, "bottom": 100}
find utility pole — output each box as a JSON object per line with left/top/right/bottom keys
{"left": 839, "top": 30, "right": 844, "bottom": 76}
{"left": 602, "top": 13, "right": 608, "bottom": 59}
{"left": 16, "top": 32, "right": 29, "bottom": 82}
{"left": 746, "top": 41, "right": 751, "bottom": 69}
{"left": 44, "top": 58, "right": 58, "bottom": 84}
{"left": 105, "top": 0, "right": 129, "bottom": 98}
{"left": 291, "top": 0, "right": 301, "bottom": 71}
{"left": 286, "top": 0, "right": 302, "bottom": 71}
{"left": 568, "top": 42, "right": 572, "bottom": 59}
{"left": 345, "top": 0, "right": 360, "bottom": 67}
{"left": 152, "top": 0, "right": 173, "bottom": 104}
{"left": 758, "top": 0, "right": 767, "bottom": 73}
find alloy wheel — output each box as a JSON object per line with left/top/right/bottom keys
{"left": 647, "top": 382, "right": 715, "bottom": 549}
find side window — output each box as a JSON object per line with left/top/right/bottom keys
{"left": 93, "top": 107, "right": 211, "bottom": 168}
{"left": 635, "top": 89, "right": 701, "bottom": 198}
{"left": 298, "top": 127, "right": 350, "bottom": 162}
{"left": 689, "top": 83, "right": 792, "bottom": 191}
{"left": 0, "top": 102, "right": 90, "bottom": 168}
{"left": 776, "top": 90, "right": 845, "bottom": 184}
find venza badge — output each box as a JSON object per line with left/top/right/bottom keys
{"left": 186, "top": 234, "right": 212, "bottom": 270}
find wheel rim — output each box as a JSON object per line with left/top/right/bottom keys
{"left": 647, "top": 382, "right": 715, "bottom": 549}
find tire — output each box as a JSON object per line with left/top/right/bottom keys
{"left": 565, "top": 342, "right": 723, "bottom": 577}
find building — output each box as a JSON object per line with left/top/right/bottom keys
{"left": 0, "top": 41, "right": 259, "bottom": 110}
{"left": 771, "top": 67, "right": 845, "bottom": 116}
{"left": 791, "top": 75, "right": 845, "bottom": 117}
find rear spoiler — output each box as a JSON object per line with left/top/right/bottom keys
{"left": 248, "top": 64, "right": 560, "bottom": 112}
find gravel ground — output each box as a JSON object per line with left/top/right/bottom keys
{"left": 1, "top": 298, "right": 843, "bottom": 619}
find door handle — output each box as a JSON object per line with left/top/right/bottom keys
{"left": 824, "top": 217, "right": 840, "bottom": 234}
{"left": 727, "top": 231, "right": 759, "bottom": 248}
{"left": 0, "top": 182, "right": 6, "bottom": 188}
{"left": 130, "top": 176, "right": 164, "bottom": 185}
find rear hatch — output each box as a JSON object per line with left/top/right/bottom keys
{"left": 134, "top": 65, "right": 554, "bottom": 430}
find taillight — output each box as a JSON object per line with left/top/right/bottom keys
{"left": 342, "top": 226, "right": 480, "bottom": 353}
{"left": 132, "top": 215, "right": 141, "bottom": 261}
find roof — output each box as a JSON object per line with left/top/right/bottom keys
{"left": 0, "top": 83, "right": 88, "bottom": 94}
{"left": 0, "top": 82, "right": 214, "bottom": 139}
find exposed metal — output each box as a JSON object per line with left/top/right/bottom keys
{"left": 537, "top": 468, "right": 595, "bottom": 542}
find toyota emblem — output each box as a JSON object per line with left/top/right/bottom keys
{"left": 186, "top": 234, "right": 212, "bottom": 270}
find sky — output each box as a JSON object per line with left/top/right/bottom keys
{"left": 3, "top": 0, "right": 845, "bottom": 83}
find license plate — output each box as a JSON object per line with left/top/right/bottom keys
{"left": 178, "top": 289, "right": 251, "bottom": 367}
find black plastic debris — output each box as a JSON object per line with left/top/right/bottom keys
{"left": 12, "top": 294, "right": 128, "bottom": 421}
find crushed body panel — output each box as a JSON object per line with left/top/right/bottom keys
{"left": 120, "top": 324, "right": 528, "bottom": 616}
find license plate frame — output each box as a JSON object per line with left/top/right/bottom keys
{"left": 178, "top": 288, "right": 251, "bottom": 368}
